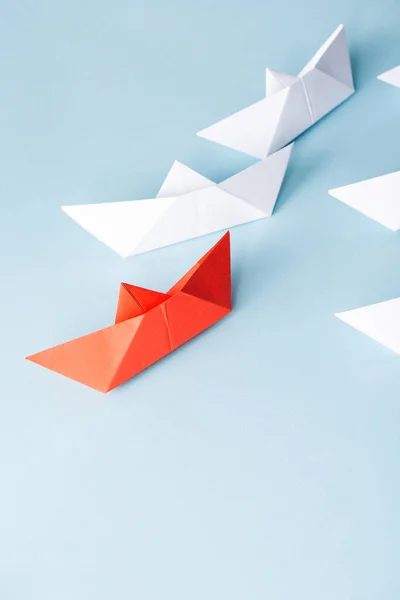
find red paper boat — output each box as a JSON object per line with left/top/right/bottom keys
{"left": 26, "top": 232, "right": 232, "bottom": 392}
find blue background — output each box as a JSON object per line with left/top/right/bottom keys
{"left": 1, "top": 0, "right": 400, "bottom": 598}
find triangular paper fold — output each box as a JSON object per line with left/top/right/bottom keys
{"left": 168, "top": 230, "right": 231, "bottom": 309}
{"left": 268, "top": 81, "right": 312, "bottom": 154}
{"left": 335, "top": 297, "right": 400, "bottom": 355}
{"left": 266, "top": 69, "right": 298, "bottom": 95}
{"left": 62, "top": 145, "right": 293, "bottom": 258}
{"left": 115, "top": 284, "right": 170, "bottom": 323}
{"left": 298, "top": 24, "right": 353, "bottom": 88}
{"left": 302, "top": 68, "right": 353, "bottom": 123}
{"left": 197, "top": 24, "right": 354, "bottom": 157}
{"left": 218, "top": 143, "right": 292, "bottom": 213}
{"left": 26, "top": 232, "right": 232, "bottom": 393}
{"left": 26, "top": 318, "right": 144, "bottom": 392}
{"left": 198, "top": 97, "right": 282, "bottom": 161}
{"left": 329, "top": 171, "right": 400, "bottom": 231}
{"left": 377, "top": 65, "right": 400, "bottom": 88}
{"left": 157, "top": 161, "right": 214, "bottom": 197}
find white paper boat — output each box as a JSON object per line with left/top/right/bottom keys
{"left": 62, "top": 144, "right": 293, "bottom": 257}
{"left": 197, "top": 25, "right": 354, "bottom": 158}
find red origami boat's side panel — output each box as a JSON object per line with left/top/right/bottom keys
{"left": 163, "top": 231, "right": 232, "bottom": 349}
{"left": 179, "top": 232, "right": 231, "bottom": 309}
{"left": 26, "top": 317, "right": 144, "bottom": 393}
{"left": 167, "top": 232, "right": 230, "bottom": 293}
{"left": 168, "top": 232, "right": 231, "bottom": 309}
{"left": 163, "top": 292, "right": 230, "bottom": 350}
{"left": 108, "top": 304, "right": 172, "bottom": 390}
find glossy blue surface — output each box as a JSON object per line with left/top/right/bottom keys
{"left": 1, "top": 1, "right": 400, "bottom": 597}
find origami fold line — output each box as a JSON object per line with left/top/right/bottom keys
{"left": 197, "top": 24, "right": 354, "bottom": 158}
{"left": 378, "top": 65, "right": 400, "bottom": 88}
{"left": 62, "top": 144, "right": 293, "bottom": 258}
{"left": 329, "top": 170, "right": 400, "bottom": 230}
{"left": 335, "top": 297, "right": 400, "bottom": 355}
{"left": 26, "top": 232, "right": 232, "bottom": 393}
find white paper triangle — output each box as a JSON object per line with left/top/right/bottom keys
{"left": 335, "top": 297, "right": 400, "bottom": 354}
{"left": 196, "top": 187, "right": 266, "bottom": 234}
{"left": 62, "top": 196, "right": 177, "bottom": 258}
{"left": 219, "top": 143, "right": 293, "bottom": 214}
{"left": 377, "top": 65, "right": 400, "bottom": 88}
{"left": 268, "top": 80, "right": 312, "bottom": 154}
{"left": 157, "top": 160, "right": 213, "bottom": 198}
{"left": 298, "top": 24, "right": 354, "bottom": 89}
{"left": 302, "top": 68, "right": 354, "bottom": 122}
{"left": 62, "top": 148, "right": 292, "bottom": 257}
{"left": 329, "top": 171, "right": 400, "bottom": 231}
{"left": 197, "top": 96, "right": 288, "bottom": 159}
{"left": 266, "top": 69, "right": 299, "bottom": 96}
{"left": 197, "top": 25, "right": 354, "bottom": 158}
{"left": 133, "top": 194, "right": 199, "bottom": 255}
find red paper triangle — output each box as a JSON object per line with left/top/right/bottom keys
{"left": 163, "top": 292, "right": 230, "bottom": 350}
{"left": 26, "top": 317, "right": 143, "bottom": 393}
{"left": 168, "top": 231, "right": 231, "bottom": 309}
{"left": 115, "top": 284, "right": 170, "bottom": 324}
{"left": 108, "top": 305, "right": 172, "bottom": 390}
